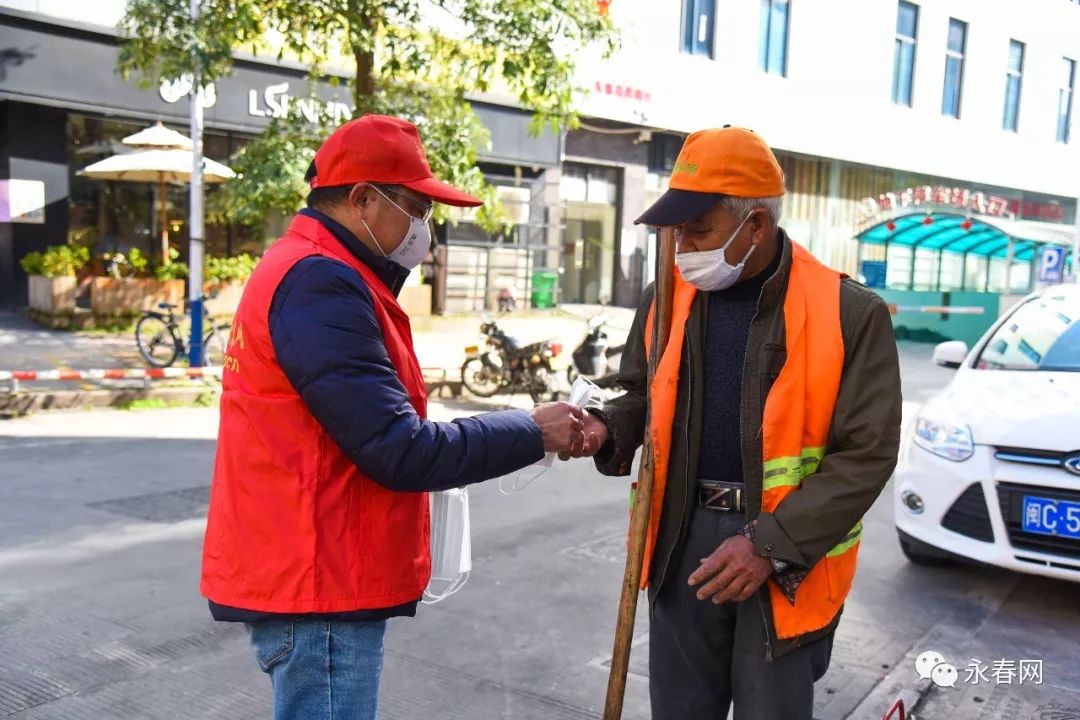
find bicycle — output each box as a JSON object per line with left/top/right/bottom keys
{"left": 135, "top": 298, "right": 231, "bottom": 368}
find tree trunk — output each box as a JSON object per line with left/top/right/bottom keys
{"left": 353, "top": 45, "right": 376, "bottom": 111}
{"left": 347, "top": 0, "right": 378, "bottom": 113}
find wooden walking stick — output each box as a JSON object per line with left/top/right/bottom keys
{"left": 602, "top": 226, "right": 676, "bottom": 720}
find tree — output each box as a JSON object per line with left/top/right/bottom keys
{"left": 117, "top": 0, "right": 616, "bottom": 231}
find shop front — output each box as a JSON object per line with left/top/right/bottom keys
{"left": 0, "top": 8, "right": 350, "bottom": 308}
{"left": 855, "top": 191, "right": 1077, "bottom": 345}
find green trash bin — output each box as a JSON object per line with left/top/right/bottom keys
{"left": 530, "top": 271, "right": 558, "bottom": 309}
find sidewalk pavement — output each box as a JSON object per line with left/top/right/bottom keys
{"left": 908, "top": 574, "right": 1080, "bottom": 719}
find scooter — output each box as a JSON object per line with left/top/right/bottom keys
{"left": 568, "top": 314, "right": 624, "bottom": 390}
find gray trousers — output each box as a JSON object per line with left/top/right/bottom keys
{"left": 649, "top": 508, "right": 833, "bottom": 720}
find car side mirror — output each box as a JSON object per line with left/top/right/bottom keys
{"left": 933, "top": 340, "right": 969, "bottom": 369}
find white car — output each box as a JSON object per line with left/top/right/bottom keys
{"left": 894, "top": 283, "right": 1080, "bottom": 581}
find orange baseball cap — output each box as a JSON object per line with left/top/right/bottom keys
{"left": 307, "top": 114, "right": 483, "bottom": 207}
{"left": 636, "top": 126, "right": 785, "bottom": 226}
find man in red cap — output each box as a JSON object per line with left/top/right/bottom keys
{"left": 201, "top": 115, "right": 595, "bottom": 720}
{"left": 571, "top": 127, "right": 901, "bottom": 718}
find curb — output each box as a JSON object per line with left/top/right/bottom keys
{"left": 846, "top": 574, "right": 1021, "bottom": 719}
{"left": 0, "top": 384, "right": 219, "bottom": 416}
{"left": 0, "top": 378, "right": 469, "bottom": 417}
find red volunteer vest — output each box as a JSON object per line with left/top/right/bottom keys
{"left": 200, "top": 214, "right": 431, "bottom": 613}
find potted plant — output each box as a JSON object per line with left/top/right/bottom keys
{"left": 91, "top": 247, "right": 187, "bottom": 318}
{"left": 204, "top": 253, "right": 258, "bottom": 316}
{"left": 20, "top": 245, "right": 90, "bottom": 316}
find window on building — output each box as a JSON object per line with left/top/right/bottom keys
{"left": 1003, "top": 40, "right": 1024, "bottom": 132}
{"left": 648, "top": 134, "right": 683, "bottom": 173}
{"left": 560, "top": 164, "right": 619, "bottom": 205}
{"left": 1058, "top": 57, "right": 1076, "bottom": 143}
{"left": 681, "top": 0, "right": 716, "bottom": 57}
{"left": 941, "top": 18, "right": 967, "bottom": 118}
{"left": 759, "top": 0, "right": 790, "bottom": 76}
{"left": 892, "top": 1, "right": 919, "bottom": 106}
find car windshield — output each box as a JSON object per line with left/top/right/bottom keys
{"left": 975, "top": 290, "right": 1080, "bottom": 372}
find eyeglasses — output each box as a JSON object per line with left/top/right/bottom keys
{"left": 379, "top": 185, "right": 433, "bottom": 223}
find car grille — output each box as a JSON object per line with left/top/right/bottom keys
{"left": 994, "top": 446, "right": 1080, "bottom": 475}
{"left": 997, "top": 482, "right": 1080, "bottom": 561}
{"left": 940, "top": 483, "right": 994, "bottom": 542}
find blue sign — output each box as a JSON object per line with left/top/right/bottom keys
{"left": 1039, "top": 246, "right": 1066, "bottom": 284}
{"left": 861, "top": 260, "right": 888, "bottom": 289}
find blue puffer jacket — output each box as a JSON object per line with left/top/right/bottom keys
{"left": 268, "top": 208, "right": 545, "bottom": 492}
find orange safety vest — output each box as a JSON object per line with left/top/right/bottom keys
{"left": 642, "top": 242, "right": 859, "bottom": 639}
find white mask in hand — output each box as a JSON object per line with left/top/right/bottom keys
{"left": 499, "top": 377, "right": 599, "bottom": 494}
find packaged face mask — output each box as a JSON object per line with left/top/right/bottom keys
{"left": 423, "top": 487, "right": 471, "bottom": 604}
{"left": 498, "top": 376, "right": 599, "bottom": 495}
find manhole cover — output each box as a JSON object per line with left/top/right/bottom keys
{"left": 88, "top": 485, "right": 210, "bottom": 523}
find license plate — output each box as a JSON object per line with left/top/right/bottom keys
{"left": 464, "top": 345, "right": 479, "bottom": 357}
{"left": 1022, "top": 495, "right": 1080, "bottom": 539}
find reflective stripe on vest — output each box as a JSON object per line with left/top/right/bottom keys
{"left": 642, "top": 241, "right": 859, "bottom": 640}
{"left": 762, "top": 447, "right": 825, "bottom": 491}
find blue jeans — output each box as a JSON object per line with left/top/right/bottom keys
{"left": 247, "top": 620, "right": 387, "bottom": 720}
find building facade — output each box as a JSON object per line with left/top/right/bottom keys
{"left": 0, "top": 2, "right": 559, "bottom": 311}
{"left": 566, "top": 0, "right": 1080, "bottom": 306}
{"left": 2, "top": 0, "right": 1078, "bottom": 312}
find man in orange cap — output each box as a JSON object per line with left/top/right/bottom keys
{"left": 202, "top": 115, "right": 596, "bottom": 720}
{"left": 573, "top": 127, "right": 902, "bottom": 718}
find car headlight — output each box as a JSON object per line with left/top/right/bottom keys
{"left": 913, "top": 412, "right": 974, "bottom": 462}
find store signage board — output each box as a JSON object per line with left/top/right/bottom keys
{"left": 857, "top": 186, "right": 1011, "bottom": 223}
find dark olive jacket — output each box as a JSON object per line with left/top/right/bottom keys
{"left": 593, "top": 229, "right": 902, "bottom": 659}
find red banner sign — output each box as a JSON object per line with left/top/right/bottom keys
{"left": 593, "top": 81, "right": 652, "bottom": 103}
{"left": 858, "top": 186, "right": 1011, "bottom": 221}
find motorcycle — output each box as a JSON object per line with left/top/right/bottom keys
{"left": 568, "top": 314, "right": 625, "bottom": 390}
{"left": 461, "top": 314, "right": 564, "bottom": 403}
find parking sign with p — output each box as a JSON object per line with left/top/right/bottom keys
{"left": 1038, "top": 246, "right": 1066, "bottom": 284}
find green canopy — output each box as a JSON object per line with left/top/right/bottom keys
{"left": 856, "top": 212, "right": 1074, "bottom": 262}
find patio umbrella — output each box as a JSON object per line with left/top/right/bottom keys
{"left": 122, "top": 121, "right": 193, "bottom": 151}
{"left": 119, "top": 122, "right": 192, "bottom": 258}
{"left": 78, "top": 143, "right": 234, "bottom": 262}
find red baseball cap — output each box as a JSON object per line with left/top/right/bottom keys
{"left": 308, "top": 114, "right": 483, "bottom": 208}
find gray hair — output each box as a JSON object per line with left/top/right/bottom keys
{"left": 716, "top": 195, "right": 783, "bottom": 224}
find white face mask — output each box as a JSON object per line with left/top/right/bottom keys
{"left": 361, "top": 185, "right": 432, "bottom": 271}
{"left": 675, "top": 212, "right": 756, "bottom": 292}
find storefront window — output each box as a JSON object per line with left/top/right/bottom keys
{"left": 560, "top": 164, "right": 618, "bottom": 205}
{"left": 67, "top": 113, "right": 263, "bottom": 270}
{"left": 68, "top": 115, "right": 155, "bottom": 265}
{"left": 445, "top": 182, "right": 534, "bottom": 246}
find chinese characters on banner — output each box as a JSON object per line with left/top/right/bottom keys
{"left": 593, "top": 81, "right": 652, "bottom": 103}
{"left": 857, "top": 185, "right": 1011, "bottom": 223}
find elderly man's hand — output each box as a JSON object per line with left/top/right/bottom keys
{"left": 557, "top": 412, "right": 608, "bottom": 461}
{"left": 687, "top": 534, "right": 772, "bottom": 604}
{"left": 530, "top": 402, "right": 586, "bottom": 453}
